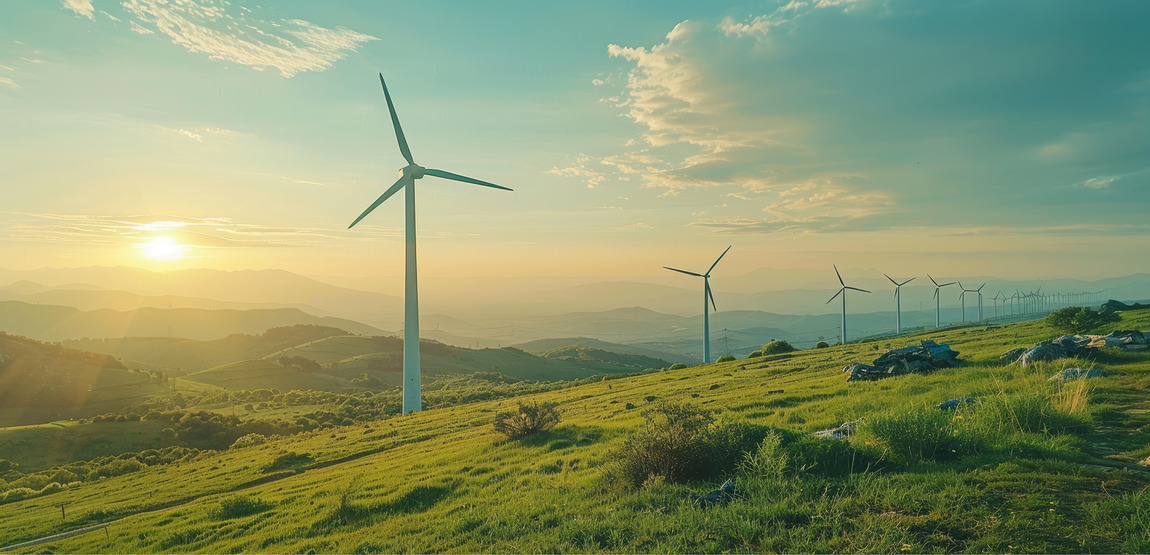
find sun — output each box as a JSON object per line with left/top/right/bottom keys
{"left": 142, "top": 236, "right": 185, "bottom": 261}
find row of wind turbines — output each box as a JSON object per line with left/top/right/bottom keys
{"left": 346, "top": 73, "right": 1103, "bottom": 414}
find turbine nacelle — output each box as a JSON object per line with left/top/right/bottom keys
{"left": 400, "top": 164, "right": 426, "bottom": 179}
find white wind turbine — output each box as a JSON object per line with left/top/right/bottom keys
{"left": 927, "top": 275, "right": 956, "bottom": 328}
{"left": 958, "top": 282, "right": 979, "bottom": 322}
{"left": 349, "top": 74, "right": 513, "bottom": 414}
{"left": 827, "top": 265, "right": 870, "bottom": 345}
{"left": 884, "top": 273, "right": 915, "bottom": 335}
{"left": 664, "top": 246, "right": 731, "bottom": 364}
{"left": 991, "top": 291, "right": 1005, "bottom": 318}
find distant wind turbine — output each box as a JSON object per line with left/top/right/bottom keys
{"left": 348, "top": 74, "right": 513, "bottom": 414}
{"left": 958, "top": 281, "right": 981, "bottom": 322}
{"left": 827, "top": 265, "right": 870, "bottom": 345}
{"left": 884, "top": 273, "right": 915, "bottom": 335}
{"left": 927, "top": 275, "right": 956, "bottom": 328}
{"left": 991, "top": 291, "right": 1005, "bottom": 318}
{"left": 664, "top": 246, "right": 731, "bottom": 364}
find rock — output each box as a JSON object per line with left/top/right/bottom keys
{"left": 814, "top": 419, "right": 863, "bottom": 439}
{"left": 1049, "top": 367, "right": 1104, "bottom": 381}
{"left": 938, "top": 397, "right": 975, "bottom": 410}
{"left": 696, "top": 478, "right": 737, "bottom": 508}
{"left": 846, "top": 340, "right": 961, "bottom": 382}
{"left": 1019, "top": 341, "right": 1068, "bottom": 366}
{"left": 1104, "top": 330, "right": 1147, "bottom": 346}
{"left": 1051, "top": 335, "right": 1092, "bottom": 355}
{"left": 1001, "top": 347, "right": 1027, "bottom": 363}
{"left": 843, "top": 362, "right": 890, "bottom": 382}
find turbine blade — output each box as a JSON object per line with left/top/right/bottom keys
{"left": 928, "top": 274, "right": 939, "bottom": 287}
{"left": 349, "top": 175, "right": 409, "bottom": 229}
{"left": 933, "top": 288, "right": 939, "bottom": 300}
{"left": 899, "top": 277, "right": 916, "bottom": 286}
{"left": 379, "top": 74, "right": 414, "bottom": 165}
{"left": 846, "top": 286, "right": 871, "bottom": 293}
{"left": 941, "top": 281, "right": 956, "bottom": 287}
{"left": 833, "top": 264, "right": 844, "bottom": 287}
{"left": 977, "top": 283, "right": 985, "bottom": 292}
{"left": 664, "top": 266, "right": 703, "bottom": 277}
{"left": 827, "top": 288, "right": 844, "bottom": 304}
{"left": 884, "top": 273, "right": 898, "bottom": 285}
{"left": 706, "top": 280, "right": 717, "bottom": 312}
{"left": 707, "top": 245, "right": 732, "bottom": 275}
{"left": 425, "top": 168, "right": 513, "bottom": 191}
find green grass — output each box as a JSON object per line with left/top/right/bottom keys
{"left": 1, "top": 310, "right": 1148, "bottom": 552}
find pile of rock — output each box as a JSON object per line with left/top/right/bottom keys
{"left": 843, "top": 340, "right": 961, "bottom": 382}
{"left": 1049, "top": 367, "right": 1104, "bottom": 381}
{"left": 814, "top": 419, "right": 863, "bottom": 439}
{"left": 1004, "top": 330, "right": 1148, "bottom": 365}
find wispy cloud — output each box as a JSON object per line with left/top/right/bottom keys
{"left": 61, "top": 0, "right": 94, "bottom": 19}
{"left": 119, "top": 0, "right": 377, "bottom": 78}
{"left": 547, "top": 153, "right": 606, "bottom": 188}
{"left": 0, "top": 76, "right": 17, "bottom": 89}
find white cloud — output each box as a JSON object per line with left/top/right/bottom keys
{"left": 101, "top": 10, "right": 121, "bottom": 22}
{"left": 176, "top": 129, "right": 202, "bottom": 141}
{"left": 546, "top": 153, "right": 606, "bottom": 188}
{"left": 617, "top": 222, "right": 654, "bottom": 230}
{"left": 1079, "top": 176, "right": 1119, "bottom": 189}
{"left": 62, "top": 0, "right": 94, "bottom": 19}
{"left": 0, "top": 76, "right": 17, "bottom": 89}
{"left": 129, "top": 20, "right": 154, "bottom": 35}
{"left": 120, "top": 0, "right": 377, "bottom": 78}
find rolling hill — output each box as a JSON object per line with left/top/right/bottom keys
{"left": 0, "top": 301, "right": 384, "bottom": 342}
{"left": 2, "top": 311, "right": 1148, "bottom": 552}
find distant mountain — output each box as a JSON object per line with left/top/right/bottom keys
{"left": 0, "top": 281, "right": 329, "bottom": 314}
{"left": 0, "top": 301, "right": 384, "bottom": 342}
{"left": 0, "top": 266, "right": 404, "bottom": 328}
{"left": 64, "top": 325, "right": 350, "bottom": 373}
{"left": 0, "top": 333, "right": 171, "bottom": 426}
{"left": 511, "top": 337, "right": 683, "bottom": 363}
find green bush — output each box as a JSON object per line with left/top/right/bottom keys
{"left": 230, "top": 433, "right": 268, "bottom": 449}
{"left": 746, "top": 351, "right": 764, "bottom": 358}
{"left": 1044, "top": 306, "right": 1120, "bottom": 334}
{"left": 816, "top": 341, "right": 831, "bottom": 349}
{"left": 263, "top": 452, "right": 314, "bottom": 473}
{"left": 212, "top": 495, "right": 274, "bottom": 519}
{"left": 761, "top": 340, "right": 797, "bottom": 355}
{"left": 493, "top": 401, "right": 561, "bottom": 438}
{"left": 863, "top": 405, "right": 965, "bottom": 465}
{"left": 669, "top": 363, "right": 688, "bottom": 370}
{"left": 716, "top": 354, "right": 736, "bottom": 363}
{"left": 611, "top": 402, "right": 770, "bottom": 487}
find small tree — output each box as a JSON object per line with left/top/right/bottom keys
{"left": 761, "top": 340, "right": 796, "bottom": 355}
{"left": 1045, "top": 307, "right": 1120, "bottom": 334}
{"left": 716, "top": 354, "right": 736, "bottom": 363}
{"left": 815, "top": 341, "right": 830, "bottom": 349}
{"left": 493, "top": 401, "right": 561, "bottom": 438}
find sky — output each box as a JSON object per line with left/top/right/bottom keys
{"left": 1, "top": 0, "right": 1147, "bottom": 288}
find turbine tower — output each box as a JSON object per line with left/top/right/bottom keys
{"left": 349, "top": 74, "right": 513, "bottom": 414}
{"left": 927, "top": 275, "right": 956, "bottom": 328}
{"left": 664, "top": 246, "right": 731, "bottom": 364}
{"left": 958, "top": 282, "right": 980, "bottom": 322}
{"left": 884, "top": 273, "right": 915, "bottom": 335}
{"left": 827, "top": 265, "right": 871, "bottom": 345}
{"left": 991, "top": 291, "right": 1005, "bottom": 318}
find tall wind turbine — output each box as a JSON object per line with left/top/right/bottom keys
{"left": 827, "top": 265, "right": 870, "bottom": 345}
{"left": 884, "top": 273, "right": 915, "bottom": 335}
{"left": 927, "top": 275, "right": 956, "bottom": 328}
{"left": 974, "top": 283, "right": 986, "bottom": 321}
{"left": 991, "top": 291, "right": 1005, "bottom": 318}
{"left": 665, "top": 246, "right": 731, "bottom": 364}
{"left": 958, "top": 282, "right": 979, "bottom": 322}
{"left": 349, "top": 74, "right": 513, "bottom": 414}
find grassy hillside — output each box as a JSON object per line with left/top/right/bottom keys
{"left": 185, "top": 360, "right": 352, "bottom": 392}
{"left": 0, "top": 301, "right": 383, "bottom": 342}
{"left": 268, "top": 335, "right": 657, "bottom": 386}
{"left": 0, "top": 334, "right": 176, "bottom": 427}
{"left": 64, "top": 325, "right": 351, "bottom": 374}
{"left": 512, "top": 336, "right": 683, "bottom": 363}
{"left": 2, "top": 311, "right": 1149, "bottom": 552}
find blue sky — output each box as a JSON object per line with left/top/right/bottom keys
{"left": 0, "top": 0, "right": 1146, "bottom": 284}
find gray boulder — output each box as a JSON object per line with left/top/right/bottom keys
{"left": 1000, "top": 347, "right": 1027, "bottom": 363}
{"left": 1049, "top": 367, "right": 1104, "bottom": 381}
{"left": 938, "top": 397, "right": 976, "bottom": 410}
{"left": 696, "top": 478, "right": 737, "bottom": 507}
{"left": 815, "top": 419, "right": 863, "bottom": 439}
{"left": 1019, "top": 341, "right": 1068, "bottom": 366}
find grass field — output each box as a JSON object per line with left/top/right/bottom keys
{"left": 2, "top": 310, "right": 1148, "bottom": 553}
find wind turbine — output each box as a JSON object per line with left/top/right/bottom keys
{"left": 348, "top": 74, "right": 513, "bottom": 414}
{"left": 975, "top": 283, "right": 985, "bottom": 321}
{"left": 827, "top": 265, "right": 870, "bottom": 345}
{"left": 991, "top": 291, "right": 1005, "bottom": 318}
{"left": 664, "top": 246, "right": 731, "bottom": 364}
{"left": 927, "top": 275, "right": 956, "bottom": 328}
{"left": 958, "top": 282, "right": 980, "bottom": 322}
{"left": 884, "top": 273, "right": 915, "bottom": 335}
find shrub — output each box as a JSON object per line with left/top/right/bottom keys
{"left": 1044, "top": 306, "right": 1120, "bottom": 334}
{"left": 611, "top": 402, "right": 770, "bottom": 487}
{"left": 863, "top": 405, "right": 964, "bottom": 465}
{"left": 263, "top": 452, "right": 314, "bottom": 473}
{"left": 230, "top": 433, "right": 268, "bottom": 449}
{"left": 746, "top": 351, "right": 763, "bottom": 358}
{"left": 212, "top": 495, "right": 273, "bottom": 519}
{"left": 493, "top": 401, "right": 561, "bottom": 438}
{"left": 669, "top": 363, "right": 688, "bottom": 370}
{"left": 761, "top": 340, "right": 796, "bottom": 355}
{"left": 816, "top": 341, "right": 831, "bottom": 349}
{"left": 716, "top": 355, "right": 736, "bottom": 363}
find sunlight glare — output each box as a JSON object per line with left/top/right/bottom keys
{"left": 143, "top": 236, "right": 185, "bottom": 261}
